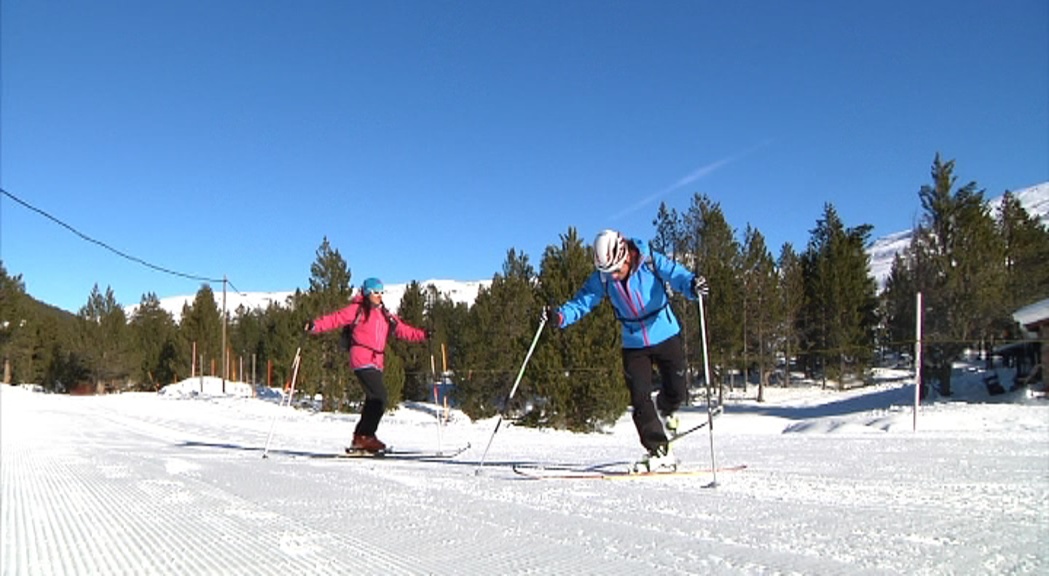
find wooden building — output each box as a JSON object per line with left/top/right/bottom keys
{"left": 1012, "top": 298, "right": 1049, "bottom": 387}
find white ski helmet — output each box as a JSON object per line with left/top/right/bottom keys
{"left": 593, "top": 229, "right": 628, "bottom": 273}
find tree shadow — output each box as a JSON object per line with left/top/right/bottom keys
{"left": 684, "top": 385, "right": 916, "bottom": 421}
{"left": 176, "top": 439, "right": 636, "bottom": 475}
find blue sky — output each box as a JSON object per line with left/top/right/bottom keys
{"left": 2, "top": 1, "right": 1046, "bottom": 313}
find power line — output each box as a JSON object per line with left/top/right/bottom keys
{"left": 1, "top": 186, "right": 224, "bottom": 284}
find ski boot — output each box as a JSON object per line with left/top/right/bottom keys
{"left": 662, "top": 412, "right": 680, "bottom": 435}
{"left": 633, "top": 444, "right": 678, "bottom": 474}
{"left": 348, "top": 434, "right": 387, "bottom": 455}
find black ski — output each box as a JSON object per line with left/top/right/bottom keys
{"left": 513, "top": 463, "right": 746, "bottom": 480}
{"left": 321, "top": 443, "right": 471, "bottom": 460}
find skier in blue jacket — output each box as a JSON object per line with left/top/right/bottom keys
{"left": 544, "top": 229, "right": 708, "bottom": 471}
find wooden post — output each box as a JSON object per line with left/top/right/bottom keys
{"left": 222, "top": 276, "right": 228, "bottom": 394}
{"left": 440, "top": 343, "right": 449, "bottom": 422}
{"left": 431, "top": 354, "right": 438, "bottom": 403}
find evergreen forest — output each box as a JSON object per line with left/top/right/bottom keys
{"left": 2, "top": 155, "right": 1047, "bottom": 431}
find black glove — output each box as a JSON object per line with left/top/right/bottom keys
{"left": 691, "top": 275, "right": 709, "bottom": 298}
{"left": 304, "top": 320, "right": 315, "bottom": 333}
{"left": 424, "top": 328, "right": 435, "bottom": 340}
{"left": 541, "top": 306, "right": 560, "bottom": 327}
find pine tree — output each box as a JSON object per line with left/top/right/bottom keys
{"left": 912, "top": 154, "right": 1005, "bottom": 395}
{"left": 299, "top": 237, "right": 354, "bottom": 411}
{"left": 777, "top": 243, "right": 804, "bottom": 388}
{"left": 741, "top": 225, "right": 780, "bottom": 401}
{"left": 180, "top": 284, "right": 223, "bottom": 378}
{"left": 456, "top": 249, "right": 537, "bottom": 420}
{"left": 683, "top": 194, "right": 742, "bottom": 398}
{"left": 383, "top": 350, "right": 405, "bottom": 411}
{"left": 78, "top": 284, "right": 131, "bottom": 393}
{"left": 258, "top": 300, "right": 302, "bottom": 393}
{"left": 423, "top": 286, "right": 470, "bottom": 402}
{"left": 799, "top": 208, "right": 834, "bottom": 383}
{"left": 651, "top": 202, "right": 683, "bottom": 256}
{"left": 652, "top": 203, "right": 695, "bottom": 371}
{"left": 534, "top": 228, "right": 626, "bottom": 431}
{"left": 800, "top": 204, "right": 877, "bottom": 387}
{"left": 0, "top": 263, "right": 28, "bottom": 384}
{"left": 837, "top": 222, "right": 878, "bottom": 379}
{"left": 430, "top": 285, "right": 472, "bottom": 400}
{"left": 129, "top": 292, "right": 183, "bottom": 388}
{"left": 0, "top": 272, "right": 85, "bottom": 390}
{"left": 39, "top": 313, "right": 87, "bottom": 391}
{"left": 998, "top": 191, "right": 1049, "bottom": 316}
{"left": 308, "top": 237, "right": 353, "bottom": 300}
{"left": 229, "top": 306, "right": 266, "bottom": 385}
{"left": 391, "top": 281, "right": 428, "bottom": 401}
{"left": 882, "top": 253, "right": 917, "bottom": 361}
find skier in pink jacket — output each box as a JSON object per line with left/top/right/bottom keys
{"left": 306, "top": 277, "right": 429, "bottom": 454}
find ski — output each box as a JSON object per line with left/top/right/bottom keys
{"left": 326, "top": 443, "right": 471, "bottom": 460}
{"left": 513, "top": 463, "right": 746, "bottom": 480}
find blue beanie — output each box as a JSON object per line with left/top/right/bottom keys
{"left": 362, "top": 277, "right": 384, "bottom": 295}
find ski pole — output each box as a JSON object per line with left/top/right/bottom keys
{"left": 697, "top": 295, "right": 719, "bottom": 487}
{"left": 262, "top": 344, "right": 303, "bottom": 459}
{"left": 475, "top": 316, "right": 547, "bottom": 474}
{"left": 668, "top": 404, "right": 723, "bottom": 442}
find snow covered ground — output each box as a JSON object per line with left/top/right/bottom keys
{"left": 3, "top": 369, "right": 1047, "bottom": 575}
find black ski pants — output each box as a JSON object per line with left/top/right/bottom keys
{"left": 621, "top": 334, "right": 688, "bottom": 452}
{"left": 353, "top": 367, "right": 387, "bottom": 437}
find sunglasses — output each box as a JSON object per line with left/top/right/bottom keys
{"left": 368, "top": 290, "right": 384, "bottom": 296}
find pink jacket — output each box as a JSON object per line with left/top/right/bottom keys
{"left": 310, "top": 295, "right": 426, "bottom": 371}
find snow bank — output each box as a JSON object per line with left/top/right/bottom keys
{"left": 158, "top": 376, "right": 255, "bottom": 398}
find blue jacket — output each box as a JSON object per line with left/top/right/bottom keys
{"left": 557, "top": 238, "right": 698, "bottom": 349}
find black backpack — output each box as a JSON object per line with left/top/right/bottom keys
{"left": 338, "top": 304, "right": 398, "bottom": 352}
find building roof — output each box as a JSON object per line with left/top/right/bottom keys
{"left": 1013, "top": 298, "right": 1049, "bottom": 330}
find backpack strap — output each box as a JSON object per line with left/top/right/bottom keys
{"left": 378, "top": 304, "right": 398, "bottom": 329}
{"left": 605, "top": 242, "right": 672, "bottom": 332}
{"left": 338, "top": 305, "right": 364, "bottom": 352}
{"left": 645, "top": 245, "right": 676, "bottom": 324}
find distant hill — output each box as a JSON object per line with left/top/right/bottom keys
{"left": 867, "top": 181, "right": 1048, "bottom": 288}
